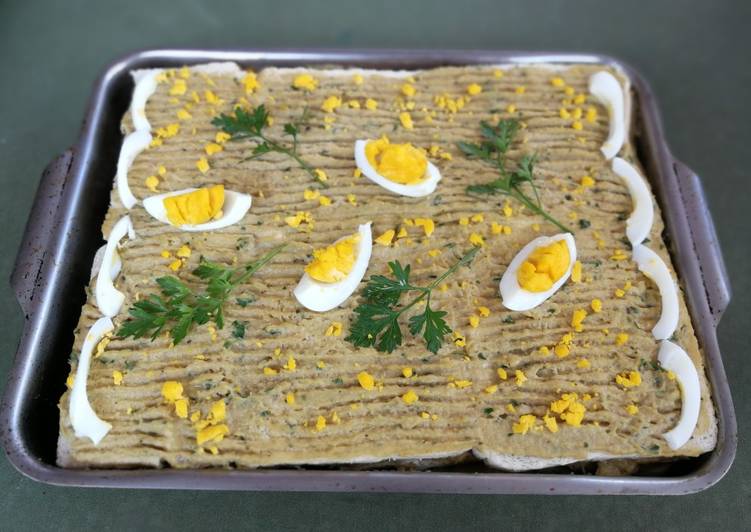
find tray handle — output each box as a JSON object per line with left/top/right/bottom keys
{"left": 11, "top": 149, "right": 74, "bottom": 318}
{"left": 672, "top": 158, "right": 731, "bottom": 325}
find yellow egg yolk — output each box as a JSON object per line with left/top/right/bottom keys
{"left": 365, "top": 136, "right": 427, "bottom": 185}
{"left": 516, "top": 240, "right": 570, "bottom": 292}
{"left": 164, "top": 185, "right": 224, "bottom": 226}
{"left": 304, "top": 234, "right": 360, "bottom": 283}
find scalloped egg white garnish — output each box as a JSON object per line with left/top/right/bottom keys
{"left": 143, "top": 185, "right": 252, "bottom": 232}
{"left": 354, "top": 137, "right": 441, "bottom": 197}
{"left": 95, "top": 215, "right": 135, "bottom": 317}
{"left": 294, "top": 222, "right": 372, "bottom": 312}
{"left": 130, "top": 69, "right": 161, "bottom": 132}
{"left": 612, "top": 157, "right": 654, "bottom": 247}
{"left": 117, "top": 130, "right": 152, "bottom": 209}
{"left": 589, "top": 71, "right": 625, "bottom": 160}
{"left": 658, "top": 340, "right": 701, "bottom": 449}
{"left": 500, "top": 233, "right": 577, "bottom": 311}
{"left": 632, "top": 244, "right": 679, "bottom": 340}
{"left": 69, "top": 316, "right": 114, "bottom": 445}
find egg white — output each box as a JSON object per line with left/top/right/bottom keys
{"left": 632, "top": 244, "right": 679, "bottom": 340}
{"left": 294, "top": 222, "right": 372, "bottom": 312}
{"left": 354, "top": 140, "right": 441, "bottom": 198}
{"left": 130, "top": 69, "right": 161, "bottom": 132}
{"left": 116, "top": 130, "right": 152, "bottom": 210}
{"left": 142, "top": 187, "right": 252, "bottom": 232}
{"left": 612, "top": 157, "right": 654, "bottom": 247}
{"left": 589, "top": 71, "right": 625, "bottom": 160}
{"left": 69, "top": 316, "right": 114, "bottom": 445}
{"left": 95, "top": 216, "right": 135, "bottom": 317}
{"left": 500, "top": 233, "right": 577, "bottom": 311}
{"left": 90, "top": 244, "right": 121, "bottom": 281}
{"left": 658, "top": 340, "right": 701, "bottom": 450}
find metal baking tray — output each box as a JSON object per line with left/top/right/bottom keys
{"left": 1, "top": 48, "right": 736, "bottom": 494}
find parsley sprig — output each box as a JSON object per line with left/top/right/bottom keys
{"left": 212, "top": 105, "right": 326, "bottom": 187}
{"left": 458, "top": 118, "right": 572, "bottom": 233}
{"left": 118, "top": 244, "right": 285, "bottom": 345}
{"left": 346, "top": 247, "right": 480, "bottom": 354}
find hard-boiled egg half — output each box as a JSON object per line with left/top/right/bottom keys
{"left": 500, "top": 233, "right": 577, "bottom": 311}
{"left": 294, "top": 223, "right": 372, "bottom": 312}
{"left": 354, "top": 136, "right": 441, "bottom": 197}
{"left": 143, "top": 185, "right": 252, "bottom": 231}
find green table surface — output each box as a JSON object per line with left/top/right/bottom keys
{"left": 1, "top": 1, "right": 748, "bottom": 530}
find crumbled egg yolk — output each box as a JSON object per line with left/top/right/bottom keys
{"left": 517, "top": 240, "right": 570, "bottom": 292}
{"left": 304, "top": 234, "right": 359, "bottom": 283}
{"left": 402, "top": 367, "right": 413, "bottom": 378}
{"left": 145, "top": 175, "right": 160, "bottom": 192}
{"left": 325, "top": 322, "right": 343, "bottom": 336}
{"left": 615, "top": 371, "right": 642, "bottom": 388}
{"left": 375, "top": 229, "right": 395, "bottom": 246}
{"left": 577, "top": 358, "right": 591, "bottom": 369}
{"left": 469, "top": 233, "right": 485, "bottom": 247}
{"left": 591, "top": 298, "right": 603, "bottom": 313}
{"left": 399, "top": 111, "right": 414, "bottom": 130}
{"left": 466, "top": 83, "right": 482, "bottom": 95}
{"left": 469, "top": 315, "right": 480, "bottom": 328}
{"left": 581, "top": 175, "right": 595, "bottom": 187}
{"left": 195, "top": 156, "right": 209, "bottom": 173}
{"left": 365, "top": 136, "right": 427, "bottom": 184}
{"left": 205, "top": 142, "right": 223, "bottom": 156}
{"left": 163, "top": 185, "right": 224, "bottom": 226}
{"left": 571, "top": 260, "right": 583, "bottom": 283}
{"left": 497, "top": 368, "right": 508, "bottom": 380}
{"left": 321, "top": 95, "right": 342, "bottom": 113}
{"left": 112, "top": 370, "right": 123, "bottom": 386}
{"left": 477, "top": 306, "right": 490, "bottom": 317}
{"left": 401, "top": 83, "right": 416, "bottom": 98}
{"left": 515, "top": 370, "right": 527, "bottom": 386}
{"left": 543, "top": 413, "right": 559, "bottom": 433}
{"left": 357, "top": 371, "right": 375, "bottom": 390}
{"left": 241, "top": 71, "right": 259, "bottom": 93}
{"left": 292, "top": 74, "right": 318, "bottom": 91}
{"left": 512, "top": 414, "right": 537, "bottom": 434}
{"left": 571, "top": 309, "right": 588, "bottom": 332}
{"left": 615, "top": 333, "right": 629, "bottom": 346}
{"left": 414, "top": 218, "right": 435, "bottom": 237}
{"left": 626, "top": 404, "right": 639, "bottom": 415}
{"left": 402, "top": 390, "right": 419, "bottom": 404}
{"left": 365, "top": 98, "right": 378, "bottom": 110}
{"left": 162, "top": 381, "right": 184, "bottom": 402}
{"left": 550, "top": 392, "right": 586, "bottom": 426}
{"left": 285, "top": 211, "right": 314, "bottom": 229}
{"left": 196, "top": 424, "right": 229, "bottom": 445}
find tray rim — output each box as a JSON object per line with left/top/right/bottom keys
{"left": 1, "top": 47, "right": 736, "bottom": 494}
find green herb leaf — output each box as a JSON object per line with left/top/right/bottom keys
{"left": 212, "top": 105, "right": 325, "bottom": 187}
{"left": 346, "top": 247, "right": 479, "bottom": 354}
{"left": 460, "top": 118, "right": 572, "bottom": 233}
{"left": 231, "top": 320, "right": 247, "bottom": 339}
{"left": 118, "top": 245, "right": 285, "bottom": 345}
